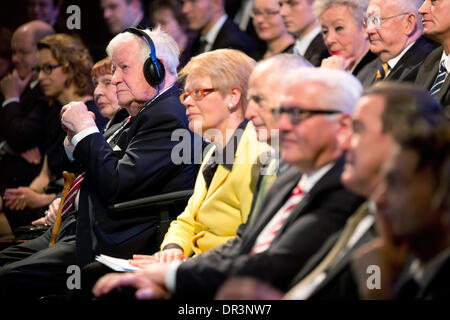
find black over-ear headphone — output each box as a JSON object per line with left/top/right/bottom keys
{"left": 122, "top": 27, "right": 165, "bottom": 86}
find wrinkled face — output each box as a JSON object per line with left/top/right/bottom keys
{"left": 110, "top": 40, "right": 156, "bottom": 114}
{"left": 182, "top": 0, "right": 216, "bottom": 32}
{"left": 341, "top": 95, "right": 392, "bottom": 197}
{"left": 11, "top": 31, "right": 35, "bottom": 80}
{"left": 372, "top": 146, "right": 437, "bottom": 243}
{"left": 252, "top": 0, "right": 288, "bottom": 42}
{"left": 93, "top": 74, "right": 120, "bottom": 119}
{"left": 320, "top": 5, "right": 368, "bottom": 60}
{"left": 277, "top": 82, "right": 341, "bottom": 170}
{"left": 101, "top": 0, "right": 137, "bottom": 34}
{"left": 27, "top": 0, "right": 59, "bottom": 26}
{"left": 182, "top": 74, "right": 231, "bottom": 136}
{"left": 246, "top": 70, "right": 280, "bottom": 142}
{"left": 36, "top": 48, "right": 67, "bottom": 99}
{"left": 152, "top": 8, "right": 185, "bottom": 43}
{"left": 366, "top": 0, "right": 412, "bottom": 62}
{"left": 279, "top": 0, "right": 316, "bottom": 37}
{"left": 419, "top": 0, "right": 450, "bottom": 42}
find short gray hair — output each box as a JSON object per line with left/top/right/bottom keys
{"left": 254, "top": 54, "right": 312, "bottom": 83}
{"left": 283, "top": 67, "right": 363, "bottom": 114}
{"left": 106, "top": 26, "right": 180, "bottom": 76}
{"left": 313, "top": 0, "right": 369, "bottom": 28}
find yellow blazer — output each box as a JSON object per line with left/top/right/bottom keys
{"left": 161, "top": 122, "right": 271, "bottom": 256}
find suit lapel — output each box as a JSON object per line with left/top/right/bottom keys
{"left": 418, "top": 47, "right": 442, "bottom": 89}
{"left": 241, "top": 167, "right": 302, "bottom": 252}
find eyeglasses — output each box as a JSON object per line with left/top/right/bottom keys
{"left": 33, "top": 64, "right": 62, "bottom": 75}
{"left": 363, "top": 12, "right": 409, "bottom": 29}
{"left": 250, "top": 9, "right": 280, "bottom": 19}
{"left": 179, "top": 88, "right": 216, "bottom": 104}
{"left": 271, "top": 106, "right": 342, "bottom": 124}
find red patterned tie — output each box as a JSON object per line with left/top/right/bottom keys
{"left": 61, "top": 172, "right": 86, "bottom": 219}
{"left": 250, "top": 184, "right": 304, "bottom": 255}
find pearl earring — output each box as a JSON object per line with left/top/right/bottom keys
{"left": 227, "top": 103, "right": 234, "bottom": 110}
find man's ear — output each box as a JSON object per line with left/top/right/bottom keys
{"left": 404, "top": 13, "right": 418, "bottom": 36}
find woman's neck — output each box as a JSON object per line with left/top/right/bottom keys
{"left": 206, "top": 116, "right": 243, "bottom": 150}
{"left": 175, "top": 32, "right": 188, "bottom": 53}
{"left": 265, "top": 34, "right": 294, "bottom": 59}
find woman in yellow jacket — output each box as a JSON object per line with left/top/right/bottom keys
{"left": 130, "top": 49, "right": 272, "bottom": 265}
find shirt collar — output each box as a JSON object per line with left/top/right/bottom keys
{"left": 202, "top": 14, "right": 228, "bottom": 48}
{"left": 440, "top": 50, "right": 450, "bottom": 72}
{"left": 299, "top": 161, "right": 334, "bottom": 193}
{"left": 409, "top": 246, "right": 450, "bottom": 291}
{"left": 387, "top": 40, "right": 416, "bottom": 71}
{"left": 294, "top": 26, "right": 321, "bottom": 57}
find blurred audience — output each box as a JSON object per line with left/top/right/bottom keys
{"left": 251, "top": 0, "right": 294, "bottom": 61}
{"left": 279, "top": 0, "right": 329, "bottom": 66}
{"left": 182, "top": 0, "right": 258, "bottom": 58}
{"left": 100, "top": 0, "right": 152, "bottom": 35}
{"left": 26, "top": 0, "right": 61, "bottom": 28}
{"left": 0, "top": 27, "right": 12, "bottom": 80}
{"left": 357, "top": 0, "right": 437, "bottom": 87}
{"left": 352, "top": 121, "right": 450, "bottom": 299}
{"left": 314, "top": 0, "right": 377, "bottom": 76}
{"left": 415, "top": 0, "right": 450, "bottom": 118}
{"left": 149, "top": 0, "right": 194, "bottom": 69}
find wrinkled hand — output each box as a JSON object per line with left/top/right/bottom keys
{"left": 216, "top": 277, "right": 284, "bottom": 300}
{"left": 32, "top": 197, "right": 60, "bottom": 226}
{"left": 153, "top": 248, "right": 186, "bottom": 263}
{"left": 60, "top": 101, "right": 96, "bottom": 137}
{"left": 21, "top": 147, "right": 42, "bottom": 165}
{"left": 4, "top": 187, "right": 43, "bottom": 210}
{"left": 321, "top": 55, "right": 355, "bottom": 71}
{"left": 0, "top": 70, "right": 31, "bottom": 100}
{"left": 92, "top": 270, "right": 170, "bottom": 300}
{"left": 350, "top": 210, "right": 409, "bottom": 300}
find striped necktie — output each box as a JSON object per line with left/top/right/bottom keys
{"left": 60, "top": 172, "right": 86, "bottom": 219}
{"left": 430, "top": 61, "right": 448, "bottom": 97}
{"left": 375, "top": 62, "right": 390, "bottom": 82}
{"left": 250, "top": 183, "right": 304, "bottom": 255}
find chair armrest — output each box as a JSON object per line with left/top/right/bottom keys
{"left": 108, "top": 190, "right": 194, "bottom": 213}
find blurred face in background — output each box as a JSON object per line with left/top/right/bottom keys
{"left": 101, "top": 0, "right": 139, "bottom": 34}
{"left": 252, "top": 0, "right": 288, "bottom": 42}
{"left": 152, "top": 8, "right": 185, "bottom": 44}
{"left": 279, "top": 0, "right": 316, "bottom": 38}
{"left": 320, "top": 5, "right": 368, "bottom": 61}
{"left": 27, "top": 0, "right": 60, "bottom": 26}
{"left": 182, "top": 0, "right": 218, "bottom": 32}
{"left": 36, "top": 48, "right": 66, "bottom": 99}
{"left": 11, "top": 30, "right": 35, "bottom": 80}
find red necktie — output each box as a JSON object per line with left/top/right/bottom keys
{"left": 250, "top": 184, "right": 304, "bottom": 255}
{"left": 61, "top": 172, "right": 86, "bottom": 219}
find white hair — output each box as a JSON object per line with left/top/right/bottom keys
{"left": 283, "top": 67, "right": 363, "bottom": 114}
{"left": 254, "top": 54, "right": 312, "bottom": 80}
{"left": 313, "top": 0, "right": 370, "bottom": 28}
{"left": 106, "top": 26, "right": 180, "bottom": 76}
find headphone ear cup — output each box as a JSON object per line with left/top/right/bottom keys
{"left": 143, "top": 58, "right": 166, "bottom": 86}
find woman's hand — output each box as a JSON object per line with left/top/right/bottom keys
{"left": 321, "top": 55, "right": 355, "bottom": 71}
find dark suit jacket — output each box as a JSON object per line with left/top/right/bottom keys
{"left": 191, "top": 18, "right": 259, "bottom": 58}
{"left": 352, "top": 51, "right": 378, "bottom": 78}
{"left": 415, "top": 46, "right": 450, "bottom": 118}
{"left": 286, "top": 33, "right": 330, "bottom": 67}
{"left": 289, "top": 213, "right": 377, "bottom": 300}
{"left": 357, "top": 36, "right": 438, "bottom": 88}
{"left": 174, "top": 157, "right": 364, "bottom": 299}
{"left": 73, "top": 85, "right": 196, "bottom": 266}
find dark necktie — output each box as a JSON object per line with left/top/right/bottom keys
{"left": 430, "top": 61, "right": 448, "bottom": 97}
{"left": 198, "top": 37, "right": 209, "bottom": 53}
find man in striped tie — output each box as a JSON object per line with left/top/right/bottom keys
{"left": 415, "top": 0, "right": 450, "bottom": 118}
{"left": 92, "top": 68, "right": 365, "bottom": 300}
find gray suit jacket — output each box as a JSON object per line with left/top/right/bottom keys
{"left": 415, "top": 46, "right": 450, "bottom": 119}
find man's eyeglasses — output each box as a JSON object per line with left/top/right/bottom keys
{"left": 363, "top": 12, "right": 409, "bottom": 29}
{"left": 250, "top": 9, "right": 280, "bottom": 19}
{"left": 271, "top": 107, "right": 342, "bottom": 124}
{"left": 179, "top": 88, "right": 216, "bottom": 104}
{"left": 33, "top": 64, "right": 62, "bottom": 75}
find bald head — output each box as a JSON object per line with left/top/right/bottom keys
{"left": 11, "top": 20, "right": 54, "bottom": 79}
